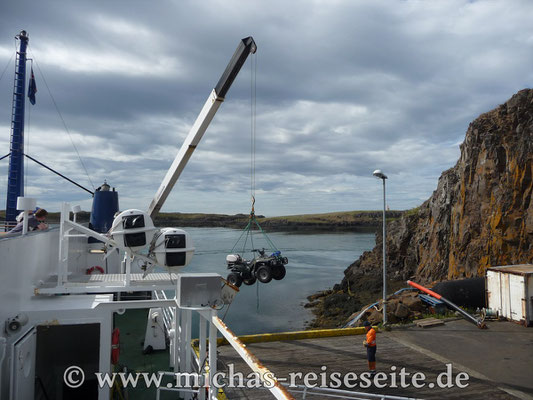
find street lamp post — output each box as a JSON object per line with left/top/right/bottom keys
{"left": 373, "top": 169, "right": 388, "bottom": 325}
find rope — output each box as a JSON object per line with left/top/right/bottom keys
{"left": 0, "top": 48, "right": 15, "bottom": 208}
{"left": 230, "top": 214, "right": 279, "bottom": 256}
{"left": 28, "top": 47, "right": 95, "bottom": 191}
{"left": 256, "top": 277, "right": 260, "bottom": 311}
{"left": 25, "top": 59, "right": 32, "bottom": 191}
{"left": 242, "top": 228, "right": 249, "bottom": 255}
{"left": 230, "top": 219, "right": 251, "bottom": 253}
{"left": 252, "top": 216, "right": 279, "bottom": 251}
{"left": 0, "top": 51, "right": 15, "bottom": 83}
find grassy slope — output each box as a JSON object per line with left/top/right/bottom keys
{"left": 262, "top": 210, "right": 402, "bottom": 223}
{"left": 0, "top": 209, "right": 405, "bottom": 230}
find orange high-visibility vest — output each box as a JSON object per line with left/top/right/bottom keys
{"left": 366, "top": 328, "right": 376, "bottom": 347}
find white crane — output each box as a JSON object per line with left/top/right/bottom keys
{"left": 147, "top": 37, "right": 257, "bottom": 218}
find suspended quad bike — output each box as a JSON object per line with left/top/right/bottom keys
{"left": 223, "top": 52, "right": 289, "bottom": 289}
{"left": 226, "top": 248, "right": 288, "bottom": 287}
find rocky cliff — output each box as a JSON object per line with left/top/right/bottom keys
{"left": 309, "top": 89, "right": 533, "bottom": 327}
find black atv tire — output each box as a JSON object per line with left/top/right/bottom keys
{"left": 272, "top": 265, "right": 286, "bottom": 280}
{"left": 255, "top": 265, "right": 272, "bottom": 283}
{"left": 227, "top": 273, "right": 243, "bottom": 287}
{"left": 243, "top": 275, "right": 257, "bottom": 285}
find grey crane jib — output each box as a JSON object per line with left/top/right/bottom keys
{"left": 147, "top": 37, "right": 257, "bottom": 218}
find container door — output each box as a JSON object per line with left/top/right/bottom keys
{"left": 528, "top": 275, "right": 533, "bottom": 325}
{"left": 486, "top": 271, "right": 502, "bottom": 312}
{"left": 509, "top": 274, "right": 525, "bottom": 322}
{"left": 11, "top": 328, "right": 36, "bottom": 400}
{"left": 501, "top": 273, "right": 511, "bottom": 319}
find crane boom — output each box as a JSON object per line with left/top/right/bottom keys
{"left": 148, "top": 36, "right": 257, "bottom": 218}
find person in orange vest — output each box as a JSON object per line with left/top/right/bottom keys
{"left": 363, "top": 321, "right": 377, "bottom": 376}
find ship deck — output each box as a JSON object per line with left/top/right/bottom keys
{"left": 35, "top": 272, "right": 179, "bottom": 294}
{"left": 218, "top": 319, "right": 533, "bottom": 399}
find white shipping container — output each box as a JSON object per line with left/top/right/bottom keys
{"left": 486, "top": 264, "right": 533, "bottom": 326}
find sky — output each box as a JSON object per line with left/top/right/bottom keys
{"left": 0, "top": 0, "right": 532, "bottom": 217}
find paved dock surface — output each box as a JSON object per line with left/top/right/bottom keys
{"left": 218, "top": 320, "right": 533, "bottom": 399}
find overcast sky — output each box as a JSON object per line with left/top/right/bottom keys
{"left": 0, "top": 0, "right": 531, "bottom": 216}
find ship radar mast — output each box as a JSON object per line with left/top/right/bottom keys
{"left": 5, "top": 30, "right": 30, "bottom": 226}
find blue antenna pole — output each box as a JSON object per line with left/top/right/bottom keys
{"left": 5, "top": 30, "right": 29, "bottom": 226}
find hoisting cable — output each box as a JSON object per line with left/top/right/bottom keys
{"left": 250, "top": 53, "right": 261, "bottom": 311}
{"left": 249, "top": 51, "right": 257, "bottom": 255}
{"left": 251, "top": 52, "right": 257, "bottom": 210}
{"left": 256, "top": 275, "right": 260, "bottom": 311}
{"left": 247, "top": 199, "right": 255, "bottom": 253}
{"left": 229, "top": 55, "right": 278, "bottom": 255}
{"left": 28, "top": 47, "right": 95, "bottom": 192}
{"left": 229, "top": 52, "right": 259, "bottom": 256}
{"left": 224, "top": 53, "right": 287, "bottom": 312}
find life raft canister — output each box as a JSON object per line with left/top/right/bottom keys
{"left": 86, "top": 266, "right": 105, "bottom": 275}
{"left": 111, "top": 328, "right": 120, "bottom": 365}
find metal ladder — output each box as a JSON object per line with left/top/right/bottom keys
{"left": 6, "top": 45, "right": 27, "bottom": 222}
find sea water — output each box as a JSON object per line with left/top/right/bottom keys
{"left": 182, "top": 227, "right": 375, "bottom": 335}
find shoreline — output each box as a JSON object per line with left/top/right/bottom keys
{"left": 18, "top": 209, "right": 403, "bottom": 232}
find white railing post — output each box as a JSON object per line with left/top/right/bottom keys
{"left": 176, "top": 309, "right": 193, "bottom": 400}
{"left": 21, "top": 210, "right": 29, "bottom": 235}
{"left": 198, "top": 314, "right": 207, "bottom": 400}
{"left": 58, "top": 202, "right": 70, "bottom": 286}
{"left": 125, "top": 251, "right": 132, "bottom": 287}
{"left": 179, "top": 309, "right": 187, "bottom": 373}
{"left": 208, "top": 309, "right": 217, "bottom": 400}
{"left": 169, "top": 304, "right": 176, "bottom": 368}
{"left": 175, "top": 306, "right": 181, "bottom": 371}
{"left": 184, "top": 309, "right": 192, "bottom": 372}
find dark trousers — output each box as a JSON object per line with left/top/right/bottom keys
{"left": 366, "top": 345, "right": 376, "bottom": 362}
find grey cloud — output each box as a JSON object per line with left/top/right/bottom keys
{"left": 0, "top": 0, "right": 532, "bottom": 215}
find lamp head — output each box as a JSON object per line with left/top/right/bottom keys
{"left": 373, "top": 169, "right": 388, "bottom": 179}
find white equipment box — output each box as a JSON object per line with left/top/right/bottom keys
{"left": 177, "top": 273, "right": 222, "bottom": 309}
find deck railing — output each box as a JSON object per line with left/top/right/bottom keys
{"left": 153, "top": 291, "right": 414, "bottom": 400}
{"left": 1, "top": 220, "right": 17, "bottom": 232}
{"left": 151, "top": 288, "right": 293, "bottom": 400}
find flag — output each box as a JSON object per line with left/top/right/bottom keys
{"left": 28, "top": 67, "right": 37, "bottom": 105}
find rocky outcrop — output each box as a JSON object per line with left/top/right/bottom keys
{"left": 309, "top": 89, "right": 533, "bottom": 327}
{"left": 354, "top": 292, "right": 427, "bottom": 326}
{"left": 370, "top": 89, "right": 533, "bottom": 283}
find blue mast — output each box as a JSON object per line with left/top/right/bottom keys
{"left": 5, "top": 30, "right": 29, "bottom": 225}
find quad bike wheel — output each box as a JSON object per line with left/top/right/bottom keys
{"left": 255, "top": 265, "right": 272, "bottom": 283}
{"left": 227, "top": 272, "right": 243, "bottom": 287}
{"left": 243, "top": 275, "right": 257, "bottom": 285}
{"left": 272, "top": 265, "right": 286, "bottom": 280}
